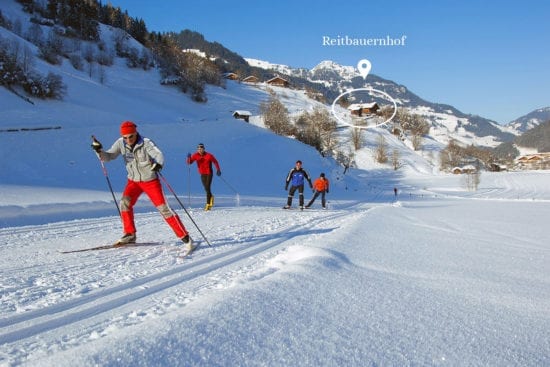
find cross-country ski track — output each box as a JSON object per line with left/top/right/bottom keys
{"left": 0, "top": 202, "right": 365, "bottom": 356}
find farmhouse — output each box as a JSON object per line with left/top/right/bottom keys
{"left": 348, "top": 102, "right": 380, "bottom": 116}
{"left": 242, "top": 75, "right": 260, "bottom": 84}
{"left": 452, "top": 165, "right": 477, "bottom": 174}
{"left": 222, "top": 72, "right": 239, "bottom": 80}
{"left": 266, "top": 76, "right": 290, "bottom": 87}
{"left": 516, "top": 153, "right": 550, "bottom": 170}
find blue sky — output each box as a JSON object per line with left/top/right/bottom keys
{"left": 108, "top": 0, "right": 549, "bottom": 124}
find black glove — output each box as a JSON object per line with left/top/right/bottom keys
{"left": 151, "top": 163, "right": 162, "bottom": 172}
{"left": 216, "top": 170, "right": 221, "bottom": 176}
{"left": 186, "top": 153, "right": 191, "bottom": 164}
{"left": 326, "top": 190, "right": 329, "bottom": 194}
{"left": 285, "top": 185, "right": 288, "bottom": 191}
{"left": 91, "top": 138, "right": 102, "bottom": 152}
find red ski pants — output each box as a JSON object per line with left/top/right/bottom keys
{"left": 120, "top": 179, "right": 188, "bottom": 238}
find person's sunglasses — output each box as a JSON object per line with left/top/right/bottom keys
{"left": 123, "top": 134, "right": 136, "bottom": 140}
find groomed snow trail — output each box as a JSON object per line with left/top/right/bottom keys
{"left": 0, "top": 203, "right": 364, "bottom": 364}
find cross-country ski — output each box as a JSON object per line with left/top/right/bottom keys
{"left": 59, "top": 242, "right": 163, "bottom": 253}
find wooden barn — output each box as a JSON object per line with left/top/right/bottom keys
{"left": 222, "top": 72, "right": 239, "bottom": 80}
{"left": 266, "top": 76, "right": 290, "bottom": 87}
{"left": 232, "top": 110, "right": 252, "bottom": 122}
{"left": 452, "top": 165, "right": 477, "bottom": 174}
{"left": 242, "top": 75, "right": 260, "bottom": 84}
{"left": 348, "top": 102, "right": 380, "bottom": 116}
{"left": 452, "top": 167, "right": 463, "bottom": 174}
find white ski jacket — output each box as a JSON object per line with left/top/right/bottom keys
{"left": 99, "top": 135, "right": 164, "bottom": 182}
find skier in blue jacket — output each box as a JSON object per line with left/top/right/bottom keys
{"left": 284, "top": 160, "right": 313, "bottom": 210}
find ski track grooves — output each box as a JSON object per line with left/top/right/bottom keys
{"left": 0, "top": 210, "right": 353, "bottom": 345}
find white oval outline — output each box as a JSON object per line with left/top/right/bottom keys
{"left": 331, "top": 87, "right": 397, "bottom": 129}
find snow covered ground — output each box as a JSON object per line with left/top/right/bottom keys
{"left": 1, "top": 2, "right": 549, "bottom": 364}
{"left": 2, "top": 83, "right": 549, "bottom": 367}
{"left": 1, "top": 173, "right": 549, "bottom": 366}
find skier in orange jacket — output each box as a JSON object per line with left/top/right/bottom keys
{"left": 305, "top": 173, "right": 330, "bottom": 209}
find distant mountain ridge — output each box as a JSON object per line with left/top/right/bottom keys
{"left": 515, "top": 120, "right": 550, "bottom": 152}
{"left": 2, "top": 0, "right": 546, "bottom": 152}
{"left": 507, "top": 107, "right": 550, "bottom": 133}
{"left": 247, "top": 58, "right": 518, "bottom": 148}
{"left": 147, "top": 29, "right": 544, "bottom": 149}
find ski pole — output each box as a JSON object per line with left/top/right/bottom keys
{"left": 218, "top": 175, "right": 240, "bottom": 206}
{"left": 188, "top": 163, "right": 191, "bottom": 207}
{"left": 92, "top": 135, "right": 121, "bottom": 218}
{"left": 158, "top": 172, "right": 212, "bottom": 247}
{"left": 219, "top": 175, "right": 238, "bottom": 194}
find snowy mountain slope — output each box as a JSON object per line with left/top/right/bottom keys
{"left": 506, "top": 106, "right": 550, "bottom": 133}
{"left": 0, "top": 0, "right": 434, "bottom": 205}
{"left": 246, "top": 58, "right": 309, "bottom": 78}
{"left": 249, "top": 58, "right": 518, "bottom": 148}
{"left": 0, "top": 1, "right": 341, "bottom": 195}
{"left": 310, "top": 60, "right": 358, "bottom": 84}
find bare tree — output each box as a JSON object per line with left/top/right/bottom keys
{"left": 411, "top": 134, "right": 423, "bottom": 151}
{"left": 392, "top": 149, "right": 402, "bottom": 170}
{"left": 374, "top": 135, "right": 388, "bottom": 163}
{"left": 440, "top": 139, "right": 464, "bottom": 170}
{"left": 440, "top": 140, "right": 496, "bottom": 171}
{"left": 26, "top": 23, "right": 44, "bottom": 46}
{"left": 38, "top": 31, "right": 63, "bottom": 64}
{"left": 295, "top": 107, "right": 338, "bottom": 154}
{"left": 351, "top": 127, "right": 363, "bottom": 150}
{"left": 260, "top": 95, "right": 293, "bottom": 136}
{"left": 12, "top": 18, "right": 22, "bottom": 36}
{"left": 87, "top": 60, "right": 95, "bottom": 78}
{"left": 462, "top": 171, "right": 481, "bottom": 191}
{"left": 311, "top": 107, "right": 337, "bottom": 154}
{"left": 140, "top": 48, "right": 153, "bottom": 70}
{"left": 394, "top": 108, "right": 430, "bottom": 151}
{"left": 20, "top": 45, "right": 34, "bottom": 74}
{"left": 69, "top": 54, "right": 84, "bottom": 70}
{"left": 97, "top": 49, "right": 114, "bottom": 66}
{"left": 112, "top": 28, "right": 130, "bottom": 57}
{"left": 98, "top": 65, "right": 107, "bottom": 85}
{"left": 336, "top": 150, "right": 354, "bottom": 174}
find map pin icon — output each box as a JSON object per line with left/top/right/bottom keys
{"left": 357, "top": 59, "right": 372, "bottom": 80}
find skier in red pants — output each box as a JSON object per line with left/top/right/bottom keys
{"left": 92, "top": 121, "right": 195, "bottom": 253}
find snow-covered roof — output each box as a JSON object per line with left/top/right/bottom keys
{"left": 233, "top": 110, "right": 252, "bottom": 116}
{"left": 348, "top": 102, "right": 379, "bottom": 110}
{"left": 266, "top": 76, "right": 289, "bottom": 83}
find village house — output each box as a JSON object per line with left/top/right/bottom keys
{"left": 348, "top": 102, "right": 380, "bottom": 117}
{"left": 488, "top": 162, "right": 507, "bottom": 172}
{"left": 516, "top": 153, "right": 550, "bottom": 170}
{"left": 242, "top": 75, "right": 260, "bottom": 84}
{"left": 222, "top": 72, "right": 239, "bottom": 80}
{"left": 452, "top": 165, "right": 477, "bottom": 174}
{"left": 266, "top": 76, "right": 290, "bottom": 87}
